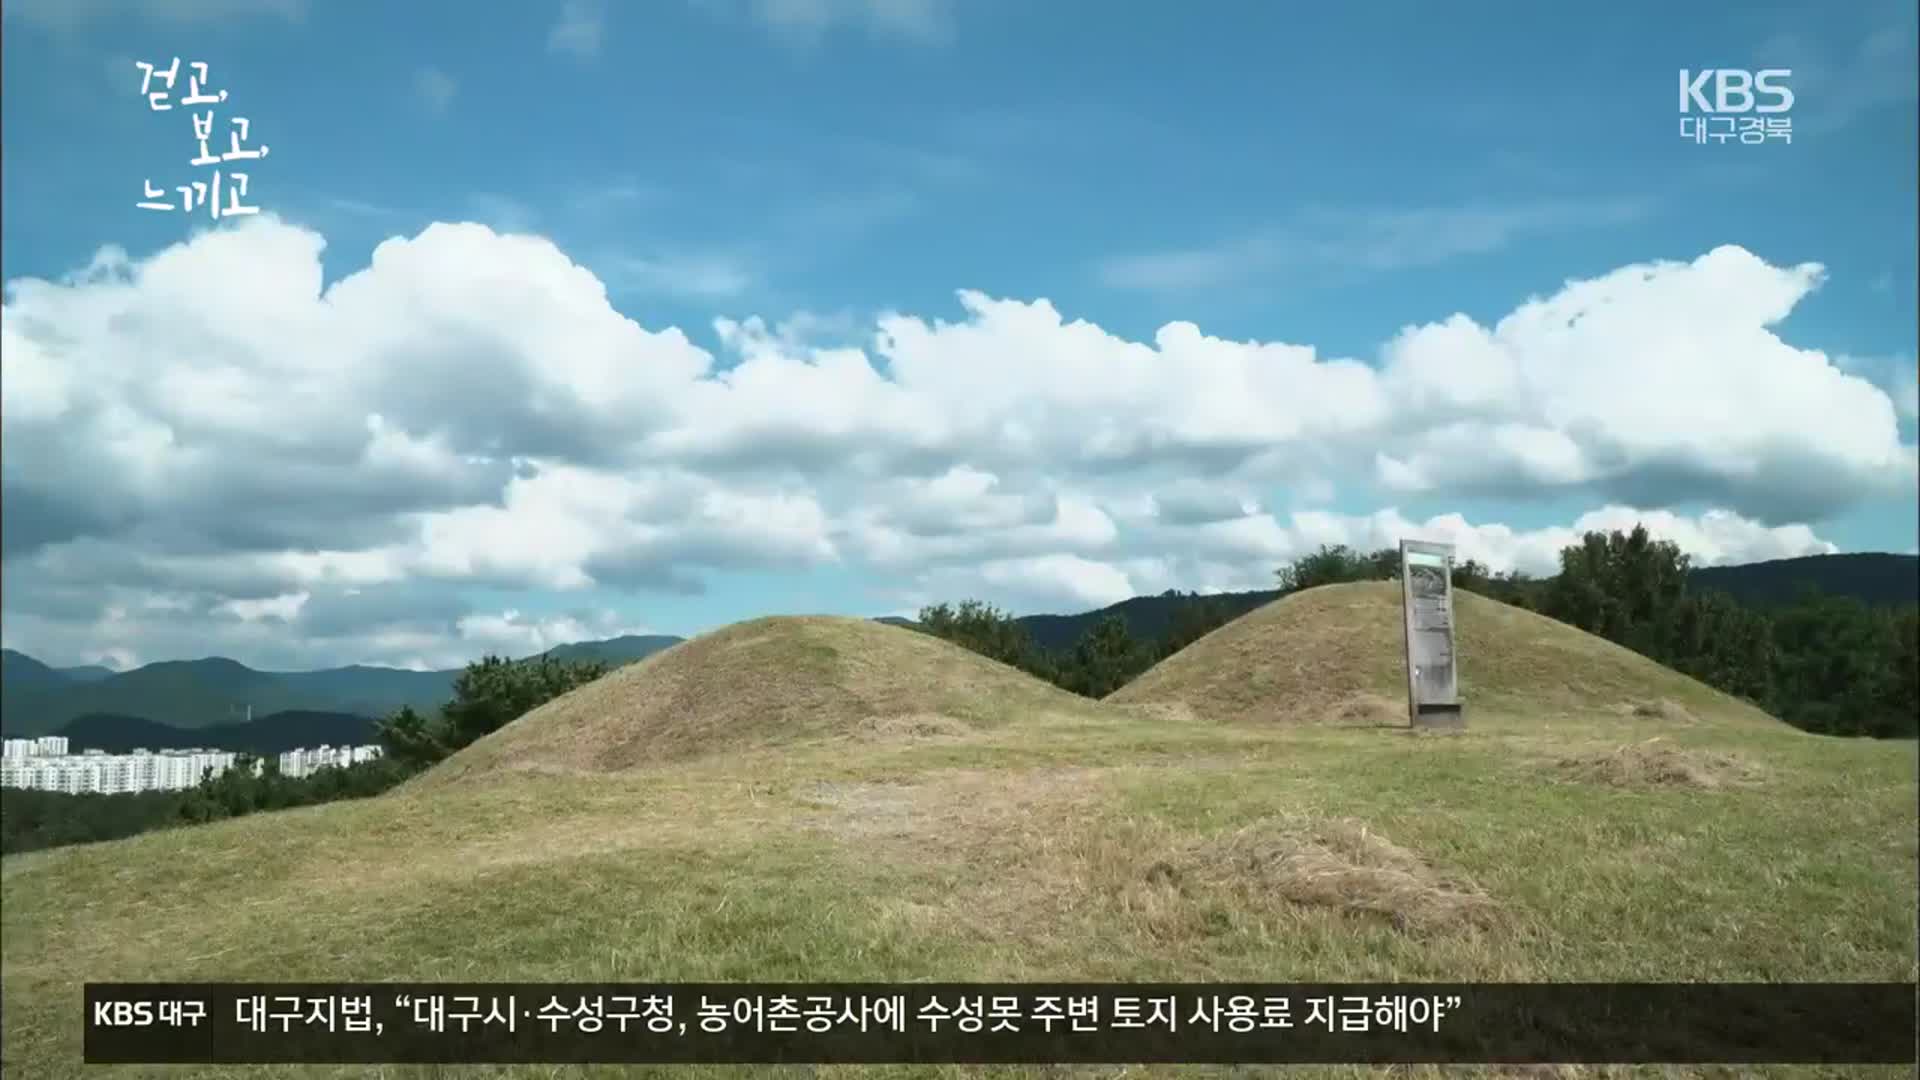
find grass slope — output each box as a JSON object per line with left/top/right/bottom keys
{"left": 3, "top": 601, "right": 1915, "bottom": 1080}
{"left": 419, "top": 615, "right": 1114, "bottom": 786}
{"left": 1109, "top": 582, "right": 1776, "bottom": 727}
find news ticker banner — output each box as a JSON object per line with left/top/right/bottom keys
{"left": 86, "top": 981, "right": 1917, "bottom": 1065}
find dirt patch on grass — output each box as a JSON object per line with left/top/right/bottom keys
{"left": 810, "top": 772, "right": 1500, "bottom": 943}
{"left": 852, "top": 712, "right": 976, "bottom": 740}
{"left": 1108, "top": 701, "right": 1206, "bottom": 725}
{"left": 799, "top": 780, "right": 925, "bottom": 838}
{"left": 1552, "top": 739, "right": 1760, "bottom": 790}
{"left": 801, "top": 768, "right": 1112, "bottom": 847}
{"left": 1159, "top": 817, "right": 1501, "bottom": 934}
{"left": 1324, "top": 692, "right": 1404, "bottom": 727}
{"left": 1619, "top": 698, "right": 1699, "bottom": 724}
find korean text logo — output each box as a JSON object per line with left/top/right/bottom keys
{"left": 1678, "top": 69, "right": 1793, "bottom": 146}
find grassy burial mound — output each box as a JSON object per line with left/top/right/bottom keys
{"left": 419, "top": 615, "right": 1112, "bottom": 786}
{"left": 4, "top": 599, "right": 1915, "bottom": 1079}
{"left": 1110, "top": 581, "right": 1776, "bottom": 728}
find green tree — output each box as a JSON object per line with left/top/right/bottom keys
{"left": 914, "top": 600, "right": 1054, "bottom": 679}
{"left": 1531, "top": 525, "right": 1916, "bottom": 739}
{"left": 440, "top": 655, "right": 610, "bottom": 750}
{"left": 1543, "top": 525, "right": 1692, "bottom": 654}
{"left": 1057, "top": 615, "right": 1153, "bottom": 698}
{"left": 1667, "top": 589, "right": 1776, "bottom": 706}
{"left": 1159, "top": 593, "right": 1234, "bottom": 659}
{"left": 376, "top": 654, "right": 611, "bottom": 770}
{"left": 1769, "top": 594, "right": 1914, "bottom": 737}
{"left": 375, "top": 704, "right": 449, "bottom": 770}
{"left": 1276, "top": 544, "right": 1393, "bottom": 592}
{"left": 1453, "top": 558, "right": 1492, "bottom": 593}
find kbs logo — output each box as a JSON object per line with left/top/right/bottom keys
{"left": 1679, "top": 69, "right": 1794, "bottom": 114}
{"left": 93, "top": 1000, "right": 154, "bottom": 1026}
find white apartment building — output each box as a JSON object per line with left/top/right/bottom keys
{"left": 0, "top": 743, "right": 382, "bottom": 795}
{"left": 277, "top": 744, "right": 383, "bottom": 779}
{"left": 0, "top": 748, "right": 238, "bottom": 795}
{"left": 2, "top": 735, "right": 70, "bottom": 760}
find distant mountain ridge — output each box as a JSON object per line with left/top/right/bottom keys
{"left": 0, "top": 635, "right": 684, "bottom": 737}
{"left": 54, "top": 711, "right": 380, "bottom": 756}
{"left": 886, "top": 552, "right": 1920, "bottom": 653}
{"left": 1688, "top": 553, "right": 1919, "bottom": 610}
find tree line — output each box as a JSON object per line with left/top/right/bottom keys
{"left": 915, "top": 526, "right": 1918, "bottom": 740}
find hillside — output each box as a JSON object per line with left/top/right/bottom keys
{"left": 1109, "top": 582, "right": 1775, "bottom": 726}
{"left": 53, "top": 711, "right": 378, "bottom": 756}
{"left": 420, "top": 616, "right": 1110, "bottom": 787}
{"left": 540, "top": 634, "right": 685, "bottom": 666}
{"left": 3, "top": 598, "right": 1915, "bottom": 1079}
{"left": 1690, "top": 552, "right": 1919, "bottom": 609}
{"left": 0, "top": 635, "right": 685, "bottom": 737}
{"left": 0, "top": 660, "right": 421, "bottom": 738}
{"left": 0, "top": 649, "right": 69, "bottom": 691}
{"left": 1017, "top": 589, "right": 1284, "bottom": 652}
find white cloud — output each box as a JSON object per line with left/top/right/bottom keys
{"left": 0, "top": 593, "right": 655, "bottom": 672}
{"left": 1893, "top": 360, "right": 1919, "bottom": 420}
{"left": 977, "top": 555, "right": 1137, "bottom": 611}
{"left": 548, "top": 0, "right": 604, "bottom": 58}
{"left": 1836, "top": 352, "right": 1918, "bottom": 422}
{"left": 1249, "top": 505, "right": 1837, "bottom": 577}
{"left": 695, "top": 0, "right": 950, "bottom": 45}
{"left": 2, "top": 217, "right": 1908, "bottom": 665}
{"left": 414, "top": 67, "right": 457, "bottom": 114}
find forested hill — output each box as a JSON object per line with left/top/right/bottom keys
{"left": 989, "top": 552, "right": 1917, "bottom": 653}
{"left": 1014, "top": 589, "right": 1283, "bottom": 653}
{"left": 52, "top": 711, "right": 379, "bottom": 756}
{"left": 1689, "top": 553, "right": 1918, "bottom": 609}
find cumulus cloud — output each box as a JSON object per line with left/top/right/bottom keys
{"left": 0, "top": 581, "right": 654, "bottom": 672}
{"left": 1, "top": 217, "right": 1906, "bottom": 665}
{"left": 1893, "top": 360, "right": 1919, "bottom": 420}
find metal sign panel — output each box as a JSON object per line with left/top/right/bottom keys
{"left": 1399, "top": 539, "right": 1464, "bottom": 730}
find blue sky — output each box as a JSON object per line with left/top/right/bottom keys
{"left": 1, "top": 0, "right": 1915, "bottom": 670}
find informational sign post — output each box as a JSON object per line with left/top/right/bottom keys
{"left": 1399, "top": 540, "right": 1464, "bottom": 730}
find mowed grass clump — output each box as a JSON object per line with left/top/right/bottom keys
{"left": 4, "top": 596, "right": 1915, "bottom": 1080}
{"left": 420, "top": 615, "right": 1112, "bottom": 786}
{"left": 1108, "top": 582, "right": 1774, "bottom": 727}
{"left": 1550, "top": 738, "right": 1763, "bottom": 791}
